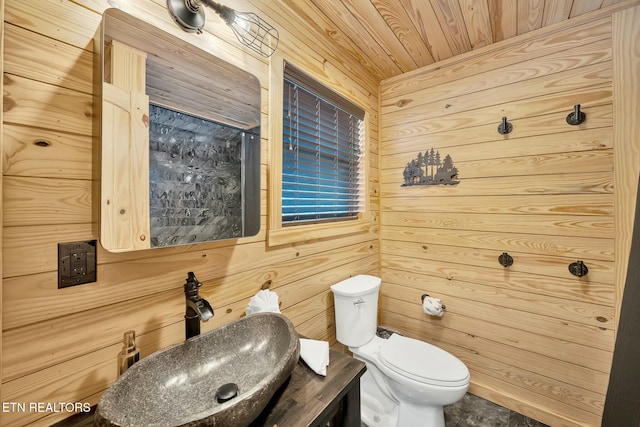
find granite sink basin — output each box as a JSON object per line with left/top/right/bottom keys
{"left": 94, "top": 312, "right": 300, "bottom": 427}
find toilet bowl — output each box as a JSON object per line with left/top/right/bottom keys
{"left": 331, "top": 275, "right": 470, "bottom": 427}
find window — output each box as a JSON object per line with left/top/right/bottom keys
{"left": 282, "top": 63, "right": 365, "bottom": 226}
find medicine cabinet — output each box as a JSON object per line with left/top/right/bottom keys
{"left": 95, "top": 8, "right": 261, "bottom": 252}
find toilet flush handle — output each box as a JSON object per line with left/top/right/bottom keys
{"left": 353, "top": 297, "right": 365, "bottom": 306}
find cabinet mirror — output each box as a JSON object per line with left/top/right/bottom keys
{"left": 97, "top": 8, "right": 261, "bottom": 252}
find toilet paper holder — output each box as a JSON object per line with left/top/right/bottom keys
{"left": 421, "top": 294, "right": 446, "bottom": 310}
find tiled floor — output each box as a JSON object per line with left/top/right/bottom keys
{"left": 444, "top": 393, "right": 549, "bottom": 427}
{"left": 361, "top": 393, "right": 549, "bottom": 427}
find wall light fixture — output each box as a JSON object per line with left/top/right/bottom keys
{"left": 167, "top": 0, "right": 279, "bottom": 57}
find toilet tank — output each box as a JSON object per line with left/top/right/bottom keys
{"left": 331, "top": 275, "right": 381, "bottom": 347}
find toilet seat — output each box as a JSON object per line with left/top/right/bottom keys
{"left": 379, "top": 334, "right": 469, "bottom": 387}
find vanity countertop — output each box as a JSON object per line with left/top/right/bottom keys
{"left": 251, "top": 346, "right": 366, "bottom": 426}
{"left": 54, "top": 347, "right": 366, "bottom": 427}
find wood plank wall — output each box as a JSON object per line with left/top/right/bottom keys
{"left": 0, "top": 0, "right": 5, "bottom": 424}
{"left": 612, "top": 4, "right": 640, "bottom": 336}
{"left": 0, "top": 0, "right": 379, "bottom": 425}
{"left": 378, "top": 13, "right": 629, "bottom": 427}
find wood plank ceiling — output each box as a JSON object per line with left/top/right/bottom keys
{"left": 290, "top": 0, "right": 626, "bottom": 80}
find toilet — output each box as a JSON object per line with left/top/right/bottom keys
{"left": 331, "top": 275, "right": 470, "bottom": 427}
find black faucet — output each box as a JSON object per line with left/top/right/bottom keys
{"left": 184, "top": 272, "right": 214, "bottom": 340}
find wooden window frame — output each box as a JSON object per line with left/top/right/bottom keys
{"left": 267, "top": 57, "right": 370, "bottom": 247}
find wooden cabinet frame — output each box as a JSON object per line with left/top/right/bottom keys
{"left": 94, "top": 9, "right": 261, "bottom": 252}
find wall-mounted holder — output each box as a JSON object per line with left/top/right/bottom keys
{"left": 421, "top": 294, "right": 446, "bottom": 311}
{"left": 498, "top": 252, "right": 513, "bottom": 268}
{"left": 497, "top": 117, "right": 512, "bottom": 135}
{"left": 569, "top": 260, "right": 588, "bottom": 277}
{"left": 566, "top": 104, "right": 586, "bottom": 125}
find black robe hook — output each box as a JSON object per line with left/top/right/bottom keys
{"left": 569, "top": 260, "right": 588, "bottom": 277}
{"left": 497, "top": 116, "right": 512, "bottom": 135}
{"left": 498, "top": 252, "right": 513, "bottom": 268}
{"left": 566, "top": 104, "right": 586, "bottom": 125}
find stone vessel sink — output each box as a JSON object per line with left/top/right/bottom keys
{"left": 94, "top": 313, "right": 300, "bottom": 426}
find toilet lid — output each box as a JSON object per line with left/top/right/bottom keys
{"left": 380, "top": 334, "right": 469, "bottom": 387}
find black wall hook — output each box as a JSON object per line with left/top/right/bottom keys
{"left": 498, "top": 252, "right": 513, "bottom": 267}
{"left": 498, "top": 117, "right": 512, "bottom": 135}
{"left": 569, "top": 260, "right": 588, "bottom": 277}
{"left": 566, "top": 104, "right": 586, "bottom": 125}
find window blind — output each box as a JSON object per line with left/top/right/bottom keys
{"left": 282, "top": 64, "right": 365, "bottom": 225}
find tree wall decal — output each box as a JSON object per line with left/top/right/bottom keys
{"left": 402, "top": 148, "right": 459, "bottom": 186}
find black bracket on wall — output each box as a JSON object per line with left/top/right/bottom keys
{"left": 497, "top": 117, "right": 512, "bottom": 134}
{"left": 498, "top": 252, "right": 513, "bottom": 268}
{"left": 566, "top": 104, "right": 586, "bottom": 125}
{"left": 568, "top": 260, "right": 588, "bottom": 277}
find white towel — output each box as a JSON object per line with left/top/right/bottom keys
{"left": 299, "top": 338, "right": 330, "bottom": 376}
{"left": 246, "top": 289, "right": 281, "bottom": 315}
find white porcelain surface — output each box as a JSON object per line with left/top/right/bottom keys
{"left": 352, "top": 336, "right": 469, "bottom": 427}
{"left": 331, "top": 275, "right": 380, "bottom": 347}
{"left": 380, "top": 334, "right": 469, "bottom": 387}
{"left": 331, "top": 274, "right": 381, "bottom": 296}
{"left": 331, "top": 274, "right": 470, "bottom": 427}
{"left": 359, "top": 365, "right": 398, "bottom": 427}
{"left": 353, "top": 336, "right": 469, "bottom": 403}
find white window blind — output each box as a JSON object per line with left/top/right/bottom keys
{"left": 282, "top": 64, "right": 365, "bottom": 225}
